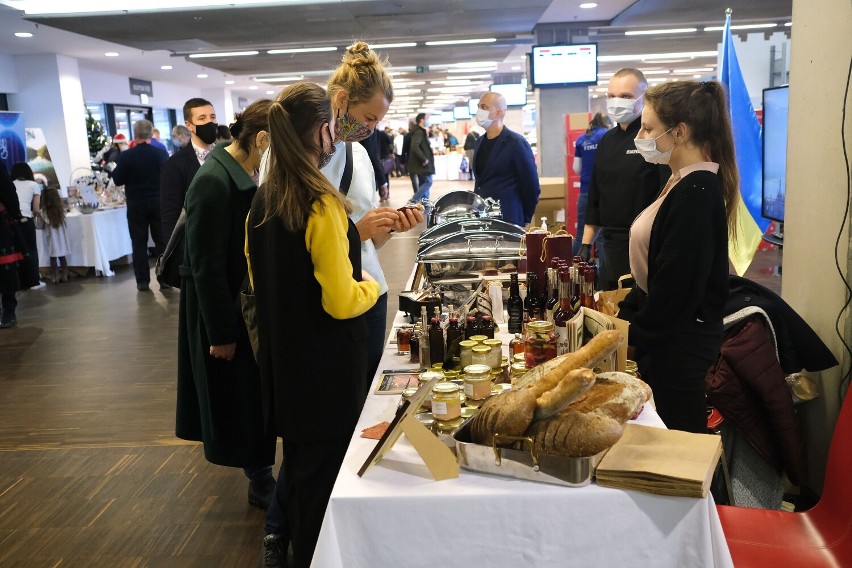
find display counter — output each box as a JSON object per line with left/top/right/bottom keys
{"left": 311, "top": 309, "right": 734, "bottom": 568}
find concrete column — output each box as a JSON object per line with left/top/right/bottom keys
{"left": 535, "top": 86, "right": 589, "bottom": 177}
{"left": 785, "top": 0, "right": 852, "bottom": 493}
{"left": 8, "top": 54, "right": 89, "bottom": 188}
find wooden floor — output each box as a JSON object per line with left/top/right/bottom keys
{"left": 0, "top": 178, "right": 782, "bottom": 567}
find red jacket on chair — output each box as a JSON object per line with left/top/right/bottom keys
{"left": 705, "top": 314, "right": 808, "bottom": 487}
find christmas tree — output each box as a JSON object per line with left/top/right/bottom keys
{"left": 86, "top": 108, "right": 108, "bottom": 157}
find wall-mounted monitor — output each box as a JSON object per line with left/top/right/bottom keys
{"left": 440, "top": 111, "right": 456, "bottom": 123}
{"left": 468, "top": 98, "right": 480, "bottom": 115}
{"left": 489, "top": 83, "right": 527, "bottom": 107}
{"left": 762, "top": 85, "right": 789, "bottom": 224}
{"left": 530, "top": 43, "right": 598, "bottom": 88}
{"left": 453, "top": 106, "right": 471, "bottom": 120}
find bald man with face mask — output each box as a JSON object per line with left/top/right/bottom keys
{"left": 471, "top": 92, "right": 540, "bottom": 227}
{"left": 581, "top": 68, "right": 669, "bottom": 290}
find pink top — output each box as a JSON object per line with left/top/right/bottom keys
{"left": 629, "top": 162, "right": 719, "bottom": 292}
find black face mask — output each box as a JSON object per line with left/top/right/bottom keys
{"left": 193, "top": 122, "right": 218, "bottom": 145}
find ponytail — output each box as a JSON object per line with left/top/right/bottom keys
{"left": 258, "top": 82, "right": 350, "bottom": 233}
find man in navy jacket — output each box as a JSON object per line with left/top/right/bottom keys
{"left": 472, "top": 92, "right": 540, "bottom": 227}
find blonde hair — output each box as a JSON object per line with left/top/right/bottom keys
{"left": 257, "top": 82, "right": 350, "bottom": 233}
{"left": 327, "top": 41, "right": 394, "bottom": 107}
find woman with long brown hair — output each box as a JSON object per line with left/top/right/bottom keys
{"left": 619, "top": 80, "right": 739, "bottom": 433}
{"left": 248, "top": 82, "right": 380, "bottom": 568}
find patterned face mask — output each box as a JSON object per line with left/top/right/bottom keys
{"left": 334, "top": 104, "right": 373, "bottom": 142}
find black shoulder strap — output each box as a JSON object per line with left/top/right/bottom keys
{"left": 340, "top": 142, "right": 354, "bottom": 196}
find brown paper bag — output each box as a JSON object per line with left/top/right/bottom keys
{"left": 596, "top": 274, "right": 633, "bottom": 317}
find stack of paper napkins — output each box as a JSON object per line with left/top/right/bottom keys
{"left": 596, "top": 424, "right": 722, "bottom": 498}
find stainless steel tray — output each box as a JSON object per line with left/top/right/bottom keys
{"left": 453, "top": 417, "right": 605, "bottom": 487}
{"left": 419, "top": 218, "right": 524, "bottom": 246}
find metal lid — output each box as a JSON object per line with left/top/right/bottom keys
{"left": 471, "top": 345, "right": 491, "bottom": 353}
{"left": 432, "top": 382, "right": 460, "bottom": 394}
{"left": 527, "top": 320, "right": 554, "bottom": 332}
{"left": 419, "top": 371, "right": 445, "bottom": 383}
{"left": 463, "top": 364, "right": 491, "bottom": 378}
{"left": 483, "top": 338, "right": 502, "bottom": 347}
{"left": 443, "top": 369, "right": 461, "bottom": 379}
{"left": 469, "top": 335, "right": 489, "bottom": 342}
{"left": 458, "top": 340, "right": 477, "bottom": 349}
{"left": 512, "top": 353, "right": 526, "bottom": 363}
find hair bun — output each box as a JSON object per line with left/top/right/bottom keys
{"left": 229, "top": 114, "right": 244, "bottom": 139}
{"left": 343, "top": 41, "right": 377, "bottom": 67}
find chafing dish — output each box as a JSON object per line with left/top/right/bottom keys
{"left": 419, "top": 217, "right": 525, "bottom": 246}
{"left": 427, "top": 190, "right": 502, "bottom": 227}
{"left": 416, "top": 229, "right": 523, "bottom": 283}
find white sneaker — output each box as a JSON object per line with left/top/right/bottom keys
{"left": 29, "top": 282, "right": 47, "bottom": 290}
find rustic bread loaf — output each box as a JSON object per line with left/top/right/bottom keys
{"left": 469, "top": 387, "right": 537, "bottom": 446}
{"left": 524, "top": 411, "right": 624, "bottom": 457}
{"left": 564, "top": 372, "right": 652, "bottom": 424}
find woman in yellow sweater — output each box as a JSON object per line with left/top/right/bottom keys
{"left": 246, "top": 82, "right": 378, "bottom": 568}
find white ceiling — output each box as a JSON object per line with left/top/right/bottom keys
{"left": 0, "top": 0, "right": 793, "bottom": 117}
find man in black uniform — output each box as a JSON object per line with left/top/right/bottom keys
{"left": 581, "top": 68, "right": 668, "bottom": 290}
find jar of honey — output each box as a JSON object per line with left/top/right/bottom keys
{"left": 462, "top": 364, "right": 492, "bottom": 402}
{"left": 471, "top": 345, "right": 491, "bottom": 366}
{"left": 482, "top": 338, "right": 503, "bottom": 369}
{"left": 431, "top": 382, "right": 462, "bottom": 422}
{"left": 458, "top": 340, "right": 477, "bottom": 369}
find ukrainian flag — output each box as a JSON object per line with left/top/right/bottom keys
{"left": 719, "top": 12, "right": 769, "bottom": 276}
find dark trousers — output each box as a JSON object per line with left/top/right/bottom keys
{"left": 410, "top": 173, "right": 433, "bottom": 203}
{"left": 599, "top": 229, "right": 630, "bottom": 291}
{"left": 638, "top": 324, "right": 721, "bottom": 433}
{"left": 127, "top": 197, "right": 165, "bottom": 284}
{"left": 282, "top": 438, "right": 350, "bottom": 568}
{"left": 364, "top": 293, "right": 388, "bottom": 382}
{"left": 19, "top": 218, "right": 40, "bottom": 285}
{"left": 1, "top": 292, "right": 15, "bottom": 319}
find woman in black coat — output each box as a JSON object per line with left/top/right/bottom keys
{"left": 174, "top": 99, "right": 277, "bottom": 508}
{"left": 619, "top": 81, "right": 739, "bottom": 433}
{"left": 0, "top": 161, "right": 38, "bottom": 328}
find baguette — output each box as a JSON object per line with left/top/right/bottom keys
{"left": 469, "top": 387, "right": 537, "bottom": 446}
{"left": 523, "top": 411, "right": 623, "bottom": 457}
{"left": 533, "top": 368, "right": 596, "bottom": 422}
{"left": 516, "top": 330, "right": 624, "bottom": 396}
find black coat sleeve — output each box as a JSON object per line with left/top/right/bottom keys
{"left": 160, "top": 155, "right": 188, "bottom": 239}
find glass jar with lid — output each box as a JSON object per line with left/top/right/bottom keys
{"left": 418, "top": 371, "right": 444, "bottom": 410}
{"left": 471, "top": 345, "right": 491, "bottom": 367}
{"left": 524, "top": 320, "right": 558, "bottom": 368}
{"left": 482, "top": 338, "right": 503, "bottom": 369}
{"left": 431, "top": 382, "right": 462, "bottom": 422}
{"left": 458, "top": 340, "right": 477, "bottom": 369}
{"left": 510, "top": 361, "right": 528, "bottom": 383}
{"left": 462, "top": 364, "right": 492, "bottom": 402}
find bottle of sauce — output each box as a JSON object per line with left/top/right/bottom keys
{"left": 553, "top": 268, "right": 573, "bottom": 355}
{"left": 429, "top": 308, "right": 445, "bottom": 365}
{"left": 464, "top": 315, "right": 480, "bottom": 340}
{"left": 445, "top": 314, "right": 462, "bottom": 349}
{"left": 507, "top": 273, "right": 523, "bottom": 334}
{"left": 509, "top": 333, "right": 524, "bottom": 356}
{"left": 582, "top": 266, "right": 598, "bottom": 310}
{"left": 525, "top": 272, "right": 541, "bottom": 321}
{"left": 545, "top": 257, "right": 561, "bottom": 323}
{"left": 480, "top": 315, "right": 495, "bottom": 339}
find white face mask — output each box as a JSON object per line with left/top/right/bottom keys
{"left": 634, "top": 127, "right": 674, "bottom": 165}
{"left": 606, "top": 95, "right": 642, "bottom": 124}
{"left": 475, "top": 108, "right": 494, "bottom": 129}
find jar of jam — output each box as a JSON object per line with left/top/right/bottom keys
{"left": 418, "top": 371, "right": 444, "bottom": 410}
{"left": 524, "top": 320, "right": 558, "bottom": 368}
{"left": 483, "top": 338, "right": 503, "bottom": 369}
{"left": 462, "top": 364, "right": 492, "bottom": 403}
{"left": 471, "top": 345, "right": 491, "bottom": 366}
{"left": 458, "top": 340, "right": 477, "bottom": 369}
{"left": 431, "top": 382, "right": 462, "bottom": 422}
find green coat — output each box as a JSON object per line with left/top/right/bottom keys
{"left": 407, "top": 125, "right": 435, "bottom": 175}
{"left": 175, "top": 144, "right": 276, "bottom": 468}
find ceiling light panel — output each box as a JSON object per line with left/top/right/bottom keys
{"left": 267, "top": 47, "right": 336, "bottom": 55}
{"left": 189, "top": 50, "right": 259, "bottom": 58}
{"left": 624, "top": 28, "right": 697, "bottom": 36}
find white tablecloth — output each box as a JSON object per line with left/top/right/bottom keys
{"left": 312, "top": 314, "right": 734, "bottom": 568}
{"left": 36, "top": 207, "right": 133, "bottom": 277}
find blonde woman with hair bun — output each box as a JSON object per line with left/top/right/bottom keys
{"left": 324, "top": 41, "right": 425, "bottom": 380}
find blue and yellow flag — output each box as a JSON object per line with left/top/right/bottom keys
{"left": 719, "top": 13, "right": 768, "bottom": 276}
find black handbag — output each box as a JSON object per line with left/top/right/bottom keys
{"left": 155, "top": 208, "right": 186, "bottom": 288}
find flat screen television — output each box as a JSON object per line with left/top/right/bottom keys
{"left": 530, "top": 43, "right": 598, "bottom": 88}
{"left": 440, "top": 111, "right": 456, "bottom": 123}
{"left": 489, "top": 83, "right": 527, "bottom": 106}
{"left": 468, "top": 98, "right": 480, "bottom": 114}
{"left": 453, "top": 106, "right": 471, "bottom": 120}
{"left": 762, "top": 85, "right": 789, "bottom": 223}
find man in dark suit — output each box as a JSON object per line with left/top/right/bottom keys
{"left": 112, "top": 119, "right": 169, "bottom": 291}
{"left": 160, "top": 98, "right": 218, "bottom": 241}
{"left": 472, "top": 92, "right": 540, "bottom": 227}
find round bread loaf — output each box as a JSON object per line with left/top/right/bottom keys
{"left": 524, "top": 411, "right": 624, "bottom": 457}
{"left": 469, "top": 387, "right": 537, "bottom": 446}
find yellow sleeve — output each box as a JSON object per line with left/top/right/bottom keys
{"left": 305, "top": 194, "right": 380, "bottom": 319}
